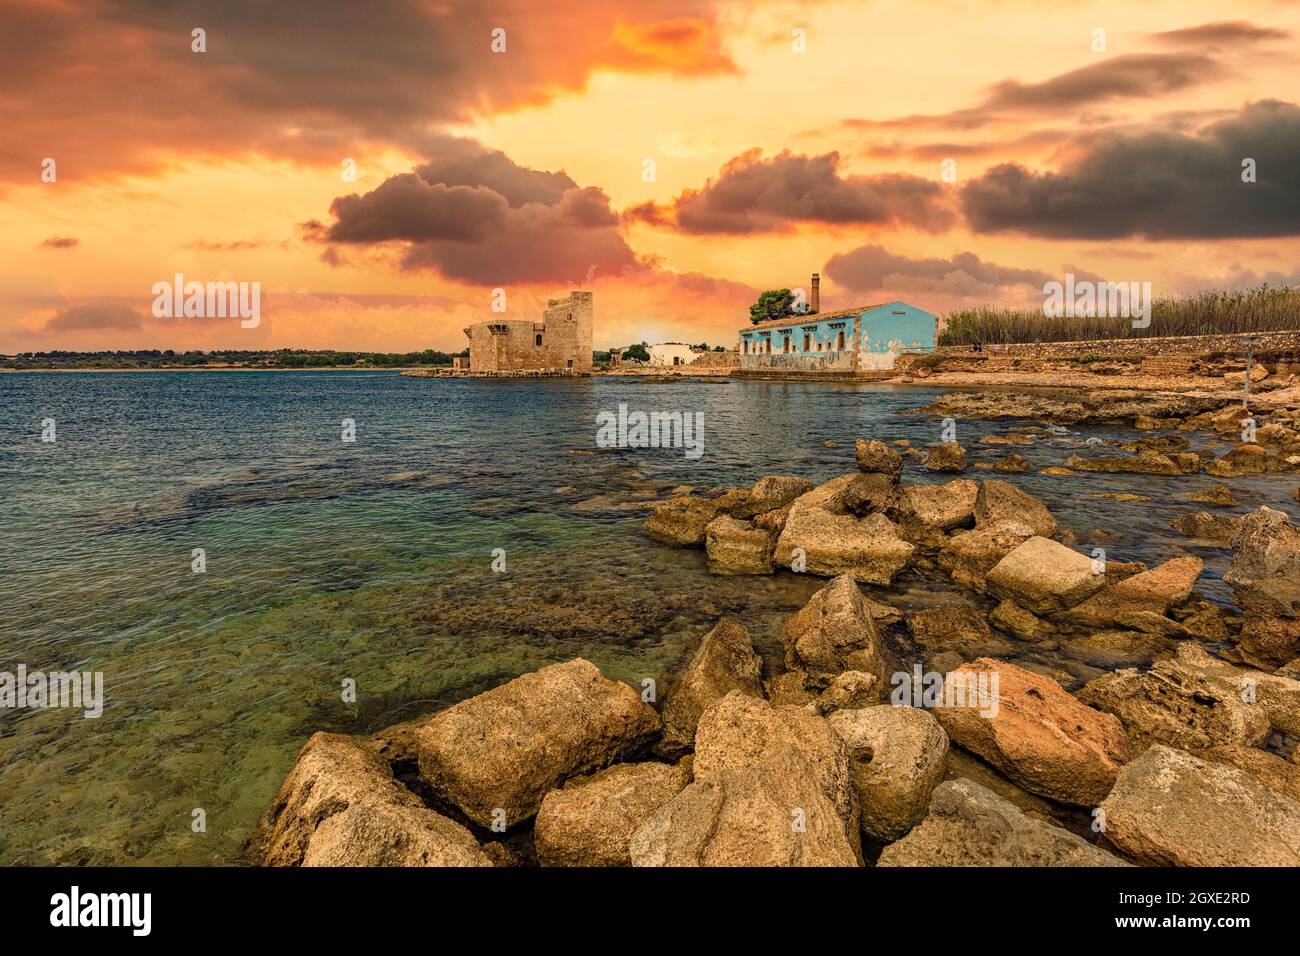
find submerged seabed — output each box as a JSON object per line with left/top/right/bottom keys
{"left": 0, "top": 371, "right": 1295, "bottom": 865}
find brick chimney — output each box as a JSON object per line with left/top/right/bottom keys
{"left": 811, "top": 273, "right": 820, "bottom": 313}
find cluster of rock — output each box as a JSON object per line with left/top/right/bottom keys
{"left": 252, "top": 568, "right": 1300, "bottom": 866}
{"left": 251, "top": 598, "right": 947, "bottom": 867}
{"left": 919, "top": 392, "right": 1300, "bottom": 478}
{"left": 643, "top": 438, "right": 1298, "bottom": 666}
{"left": 648, "top": 439, "right": 1015, "bottom": 586}
{"left": 250, "top": 422, "right": 1300, "bottom": 867}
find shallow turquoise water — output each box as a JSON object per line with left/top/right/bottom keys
{"left": 0, "top": 371, "right": 1296, "bottom": 864}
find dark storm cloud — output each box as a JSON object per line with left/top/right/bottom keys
{"left": 0, "top": 0, "right": 738, "bottom": 183}
{"left": 1150, "top": 21, "right": 1291, "bottom": 47}
{"left": 399, "top": 187, "right": 639, "bottom": 284}
{"left": 824, "top": 244, "right": 1050, "bottom": 293}
{"left": 325, "top": 175, "right": 508, "bottom": 244}
{"left": 625, "top": 149, "right": 955, "bottom": 234}
{"left": 413, "top": 138, "right": 578, "bottom": 208}
{"left": 984, "top": 54, "right": 1222, "bottom": 113}
{"left": 318, "top": 138, "right": 639, "bottom": 284}
{"left": 838, "top": 53, "right": 1225, "bottom": 133}
{"left": 960, "top": 100, "right": 1300, "bottom": 239}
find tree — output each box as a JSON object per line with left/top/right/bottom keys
{"left": 623, "top": 343, "right": 650, "bottom": 362}
{"left": 749, "top": 288, "right": 803, "bottom": 324}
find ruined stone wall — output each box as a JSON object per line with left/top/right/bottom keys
{"left": 942, "top": 330, "right": 1300, "bottom": 359}
{"left": 689, "top": 350, "right": 740, "bottom": 368}
{"left": 464, "top": 291, "right": 593, "bottom": 372}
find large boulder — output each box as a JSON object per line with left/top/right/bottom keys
{"left": 827, "top": 706, "right": 948, "bottom": 841}
{"left": 660, "top": 618, "right": 764, "bottom": 757}
{"left": 534, "top": 762, "right": 690, "bottom": 866}
{"left": 628, "top": 767, "right": 860, "bottom": 867}
{"left": 742, "top": 475, "right": 815, "bottom": 517}
{"left": 1076, "top": 650, "right": 1270, "bottom": 751}
{"left": 1237, "top": 615, "right": 1300, "bottom": 671}
{"left": 1204, "top": 444, "right": 1282, "bottom": 478}
{"left": 923, "top": 442, "right": 968, "bottom": 472}
{"left": 855, "top": 438, "right": 903, "bottom": 480}
{"left": 774, "top": 504, "right": 915, "bottom": 585}
{"left": 1225, "top": 506, "right": 1300, "bottom": 665}
{"left": 645, "top": 495, "right": 721, "bottom": 545}
{"left": 1196, "top": 744, "right": 1300, "bottom": 803}
{"left": 258, "top": 733, "right": 492, "bottom": 867}
{"left": 704, "top": 516, "right": 774, "bottom": 574}
{"left": 796, "top": 472, "right": 897, "bottom": 516}
{"left": 933, "top": 658, "right": 1132, "bottom": 805}
{"left": 973, "top": 480, "right": 1057, "bottom": 538}
{"left": 1100, "top": 745, "right": 1300, "bottom": 866}
{"left": 416, "top": 659, "right": 661, "bottom": 826}
{"left": 1064, "top": 556, "right": 1203, "bottom": 631}
{"left": 1170, "top": 511, "right": 1241, "bottom": 544}
{"left": 986, "top": 536, "right": 1108, "bottom": 615}
{"left": 692, "top": 692, "right": 858, "bottom": 842}
{"left": 877, "top": 779, "right": 1128, "bottom": 867}
{"left": 1138, "top": 642, "right": 1300, "bottom": 737}
{"left": 937, "top": 521, "right": 1037, "bottom": 589}
{"left": 781, "top": 574, "right": 884, "bottom": 686}
{"left": 1063, "top": 452, "right": 1196, "bottom": 476}
{"left": 630, "top": 693, "right": 861, "bottom": 867}
{"left": 890, "top": 479, "right": 979, "bottom": 545}
{"left": 1225, "top": 506, "right": 1300, "bottom": 617}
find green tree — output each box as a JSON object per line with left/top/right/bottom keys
{"left": 623, "top": 343, "right": 650, "bottom": 362}
{"left": 749, "top": 288, "right": 799, "bottom": 324}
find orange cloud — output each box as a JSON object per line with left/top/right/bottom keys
{"left": 604, "top": 17, "right": 737, "bottom": 75}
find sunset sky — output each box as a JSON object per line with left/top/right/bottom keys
{"left": 3, "top": 0, "right": 1299, "bottom": 353}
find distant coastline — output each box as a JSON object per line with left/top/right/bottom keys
{"left": 0, "top": 365, "right": 425, "bottom": 373}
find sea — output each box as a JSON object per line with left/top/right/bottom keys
{"left": 1, "top": 370, "right": 1295, "bottom": 864}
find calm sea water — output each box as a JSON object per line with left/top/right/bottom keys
{"left": 1, "top": 371, "right": 1296, "bottom": 865}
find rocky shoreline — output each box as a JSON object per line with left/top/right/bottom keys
{"left": 250, "top": 389, "right": 1300, "bottom": 867}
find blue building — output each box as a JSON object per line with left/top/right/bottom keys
{"left": 738, "top": 282, "right": 938, "bottom": 374}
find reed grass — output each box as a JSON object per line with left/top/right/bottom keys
{"left": 939, "top": 286, "right": 1300, "bottom": 346}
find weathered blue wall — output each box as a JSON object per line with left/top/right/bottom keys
{"left": 856, "top": 302, "right": 937, "bottom": 370}
{"left": 738, "top": 301, "right": 935, "bottom": 372}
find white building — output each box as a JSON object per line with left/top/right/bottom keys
{"left": 647, "top": 343, "right": 698, "bottom": 366}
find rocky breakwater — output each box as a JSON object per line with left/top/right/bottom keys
{"left": 643, "top": 433, "right": 1285, "bottom": 675}
{"left": 917, "top": 391, "right": 1300, "bottom": 478}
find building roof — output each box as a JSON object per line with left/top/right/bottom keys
{"left": 743, "top": 304, "right": 887, "bottom": 332}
